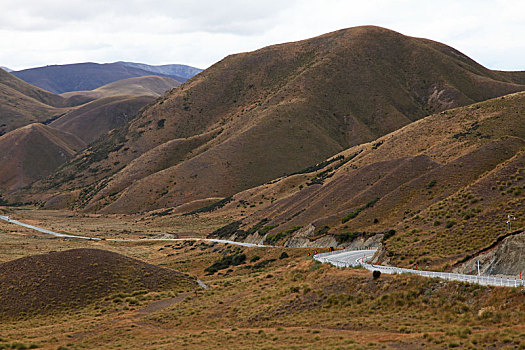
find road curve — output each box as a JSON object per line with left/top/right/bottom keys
{"left": 314, "top": 248, "right": 525, "bottom": 288}
{"left": 314, "top": 249, "right": 376, "bottom": 267}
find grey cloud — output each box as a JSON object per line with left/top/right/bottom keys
{"left": 0, "top": 0, "right": 523, "bottom": 71}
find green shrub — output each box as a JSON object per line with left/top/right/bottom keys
{"left": 205, "top": 253, "right": 246, "bottom": 274}
{"left": 315, "top": 225, "right": 330, "bottom": 236}
{"left": 341, "top": 198, "right": 379, "bottom": 223}
{"left": 208, "top": 221, "right": 243, "bottom": 239}
{"left": 382, "top": 229, "right": 396, "bottom": 241}
{"left": 11, "top": 344, "right": 28, "bottom": 350}
{"left": 259, "top": 225, "right": 277, "bottom": 235}
{"left": 445, "top": 220, "right": 456, "bottom": 228}
{"left": 426, "top": 180, "right": 437, "bottom": 189}
{"left": 265, "top": 226, "right": 302, "bottom": 245}
{"left": 335, "top": 232, "right": 363, "bottom": 244}
{"left": 252, "top": 259, "right": 276, "bottom": 269}
{"left": 265, "top": 232, "right": 286, "bottom": 245}
{"left": 184, "top": 197, "right": 233, "bottom": 216}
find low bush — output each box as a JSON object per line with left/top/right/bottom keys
{"left": 265, "top": 226, "right": 302, "bottom": 245}
{"left": 341, "top": 198, "right": 379, "bottom": 223}
{"left": 445, "top": 220, "right": 456, "bottom": 228}
{"left": 205, "top": 253, "right": 246, "bottom": 274}
{"left": 279, "top": 252, "right": 289, "bottom": 259}
{"left": 184, "top": 197, "right": 233, "bottom": 216}
{"left": 251, "top": 259, "right": 276, "bottom": 269}
{"left": 335, "top": 232, "right": 364, "bottom": 244}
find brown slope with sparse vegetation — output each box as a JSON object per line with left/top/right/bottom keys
{"left": 0, "top": 68, "right": 71, "bottom": 134}
{"left": 0, "top": 123, "right": 86, "bottom": 191}
{"left": 60, "top": 75, "right": 180, "bottom": 101}
{"left": 50, "top": 95, "right": 155, "bottom": 143}
{"left": 203, "top": 91, "right": 524, "bottom": 269}
{"left": 0, "top": 248, "right": 199, "bottom": 318}
{"left": 28, "top": 26, "right": 525, "bottom": 213}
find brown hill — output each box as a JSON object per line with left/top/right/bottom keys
{"left": 50, "top": 95, "right": 156, "bottom": 144}
{"left": 26, "top": 26, "right": 525, "bottom": 213}
{"left": 0, "top": 123, "right": 85, "bottom": 191}
{"left": 204, "top": 91, "right": 525, "bottom": 269}
{"left": 60, "top": 75, "right": 180, "bottom": 102}
{"left": 0, "top": 248, "right": 199, "bottom": 318}
{"left": 0, "top": 68, "right": 70, "bottom": 134}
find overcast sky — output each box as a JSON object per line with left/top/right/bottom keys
{"left": 1, "top": 0, "right": 524, "bottom": 71}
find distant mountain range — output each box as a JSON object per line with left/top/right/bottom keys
{"left": 23, "top": 25, "right": 525, "bottom": 214}
{"left": 116, "top": 62, "right": 203, "bottom": 80}
{"left": 11, "top": 62, "right": 200, "bottom": 94}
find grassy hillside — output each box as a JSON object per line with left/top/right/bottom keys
{"left": 0, "top": 68, "right": 71, "bottom": 134}
{"left": 28, "top": 26, "right": 525, "bottom": 213}
{"left": 0, "top": 248, "right": 199, "bottom": 318}
{"left": 12, "top": 62, "right": 184, "bottom": 94}
{"left": 0, "top": 123, "right": 86, "bottom": 191}
{"left": 50, "top": 95, "right": 155, "bottom": 144}
{"left": 201, "top": 91, "right": 525, "bottom": 270}
{"left": 60, "top": 75, "right": 180, "bottom": 101}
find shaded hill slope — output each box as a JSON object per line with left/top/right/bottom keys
{"left": 0, "top": 123, "right": 86, "bottom": 191}
{"left": 50, "top": 95, "right": 155, "bottom": 143}
{"left": 0, "top": 68, "right": 71, "bottom": 134}
{"left": 0, "top": 248, "right": 199, "bottom": 318}
{"left": 26, "top": 26, "right": 525, "bottom": 213}
{"left": 12, "top": 62, "right": 185, "bottom": 94}
{"left": 60, "top": 75, "right": 180, "bottom": 101}
{"left": 203, "top": 91, "right": 525, "bottom": 270}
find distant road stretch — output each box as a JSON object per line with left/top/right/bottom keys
{"left": 314, "top": 249, "right": 525, "bottom": 288}
{"left": 0, "top": 215, "right": 267, "bottom": 247}
{"left": 3, "top": 215, "right": 524, "bottom": 287}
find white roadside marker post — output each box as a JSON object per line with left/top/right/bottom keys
{"left": 506, "top": 214, "right": 516, "bottom": 232}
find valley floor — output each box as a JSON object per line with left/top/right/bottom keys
{"left": 1, "top": 208, "right": 525, "bottom": 349}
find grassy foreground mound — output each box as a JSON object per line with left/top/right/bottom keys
{"left": 0, "top": 248, "right": 199, "bottom": 318}
{"left": 0, "top": 238, "right": 524, "bottom": 349}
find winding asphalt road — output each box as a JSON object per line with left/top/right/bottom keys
{"left": 314, "top": 249, "right": 376, "bottom": 267}
{"left": 0, "top": 215, "right": 267, "bottom": 247}
{"left": 2, "top": 215, "right": 524, "bottom": 287}
{"left": 314, "top": 248, "right": 525, "bottom": 288}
